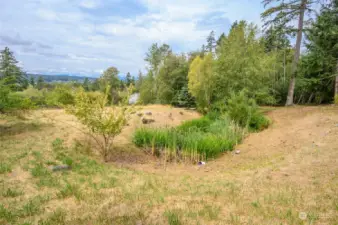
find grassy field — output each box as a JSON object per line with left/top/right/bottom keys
{"left": 0, "top": 106, "right": 338, "bottom": 224}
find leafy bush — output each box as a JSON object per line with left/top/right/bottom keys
{"left": 226, "top": 91, "right": 270, "bottom": 131}
{"left": 13, "top": 85, "right": 46, "bottom": 106}
{"left": 335, "top": 95, "right": 338, "bottom": 105}
{"left": 45, "top": 86, "right": 75, "bottom": 106}
{"left": 0, "top": 80, "right": 33, "bottom": 113}
{"left": 66, "top": 87, "right": 133, "bottom": 161}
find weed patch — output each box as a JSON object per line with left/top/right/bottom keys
{"left": 133, "top": 116, "right": 244, "bottom": 161}
{"left": 0, "top": 162, "right": 12, "bottom": 174}
{"left": 2, "top": 188, "right": 24, "bottom": 198}
{"left": 58, "top": 182, "right": 82, "bottom": 200}
{"left": 165, "top": 210, "right": 182, "bottom": 225}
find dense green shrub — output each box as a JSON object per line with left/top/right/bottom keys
{"left": 226, "top": 91, "right": 270, "bottom": 131}
{"left": 133, "top": 116, "right": 243, "bottom": 160}
{"left": 45, "top": 86, "right": 75, "bottom": 106}
{"left": 14, "top": 86, "right": 46, "bottom": 106}
{"left": 0, "top": 80, "right": 33, "bottom": 113}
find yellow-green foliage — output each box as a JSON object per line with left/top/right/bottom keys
{"left": 335, "top": 95, "right": 338, "bottom": 105}
{"left": 188, "top": 53, "right": 215, "bottom": 112}
{"left": 14, "top": 85, "right": 45, "bottom": 106}
{"left": 216, "top": 21, "right": 277, "bottom": 105}
{"left": 45, "top": 85, "right": 75, "bottom": 106}
{"left": 66, "top": 87, "right": 133, "bottom": 161}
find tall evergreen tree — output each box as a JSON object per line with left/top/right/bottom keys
{"left": 29, "top": 76, "right": 35, "bottom": 87}
{"left": 262, "top": 0, "right": 320, "bottom": 106}
{"left": 126, "top": 72, "right": 134, "bottom": 87}
{"left": 206, "top": 31, "right": 216, "bottom": 53}
{"left": 263, "top": 26, "right": 291, "bottom": 52}
{"left": 216, "top": 33, "right": 226, "bottom": 46}
{"left": 298, "top": 0, "right": 338, "bottom": 103}
{"left": 82, "top": 77, "right": 90, "bottom": 91}
{"left": 135, "top": 70, "right": 143, "bottom": 92}
{"left": 0, "top": 47, "right": 25, "bottom": 90}
{"left": 36, "top": 76, "right": 45, "bottom": 90}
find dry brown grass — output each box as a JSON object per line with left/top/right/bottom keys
{"left": 0, "top": 105, "right": 337, "bottom": 224}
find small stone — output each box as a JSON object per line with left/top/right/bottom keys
{"left": 137, "top": 113, "right": 143, "bottom": 117}
{"left": 235, "top": 150, "right": 240, "bottom": 154}
{"left": 179, "top": 111, "right": 184, "bottom": 115}
{"left": 48, "top": 165, "right": 71, "bottom": 172}
{"left": 142, "top": 117, "right": 155, "bottom": 124}
{"left": 198, "top": 161, "right": 206, "bottom": 165}
{"left": 145, "top": 111, "right": 152, "bottom": 115}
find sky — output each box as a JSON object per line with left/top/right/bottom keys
{"left": 0, "top": 0, "right": 264, "bottom": 77}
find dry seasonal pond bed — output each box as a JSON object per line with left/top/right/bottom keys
{"left": 0, "top": 105, "right": 338, "bottom": 224}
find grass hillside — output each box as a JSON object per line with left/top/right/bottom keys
{"left": 1, "top": 106, "right": 338, "bottom": 224}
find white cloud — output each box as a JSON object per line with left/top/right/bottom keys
{"left": 0, "top": 0, "right": 264, "bottom": 76}
{"left": 79, "top": 0, "right": 101, "bottom": 9}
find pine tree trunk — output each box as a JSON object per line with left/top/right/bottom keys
{"left": 285, "top": 0, "right": 307, "bottom": 106}
{"left": 335, "top": 60, "right": 338, "bottom": 97}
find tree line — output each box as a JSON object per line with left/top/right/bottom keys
{"left": 137, "top": 0, "right": 338, "bottom": 110}
{"left": 0, "top": 0, "right": 337, "bottom": 113}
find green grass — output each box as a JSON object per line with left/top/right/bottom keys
{"left": 30, "top": 163, "right": 50, "bottom": 177}
{"left": 2, "top": 188, "right": 24, "bottom": 198}
{"left": 0, "top": 162, "right": 12, "bottom": 174}
{"left": 177, "top": 117, "right": 213, "bottom": 132}
{"left": 165, "top": 210, "right": 182, "bottom": 225}
{"left": 58, "top": 182, "right": 82, "bottom": 200}
{"left": 0, "top": 204, "right": 16, "bottom": 222}
{"left": 21, "top": 200, "right": 41, "bottom": 217}
{"left": 133, "top": 116, "right": 244, "bottom": 161}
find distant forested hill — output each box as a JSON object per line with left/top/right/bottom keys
{"left": 27, "top": 74, "right": 97, "bottom": 83}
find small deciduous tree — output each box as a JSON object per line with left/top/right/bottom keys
{"left": 66, "top": 86, "right": 133, "bottom": 161}
{"left": 99, "top": 66, "right": 121, "bottom": 103}
{"left": 216, "top": 21, "right": 277, "bottom": 105}
{"left": 188, "top": 53, "right": 215, "bottom": 112}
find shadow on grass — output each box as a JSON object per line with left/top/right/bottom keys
{"left": 0, "top": 121, "right": 52, "bottom": 137}
{"left": 107, "top": 144, "right": 152, "bottom": 164}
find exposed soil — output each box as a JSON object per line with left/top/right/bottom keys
{"left": 130, "top": 106, "right": 338, "bottom": 180}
